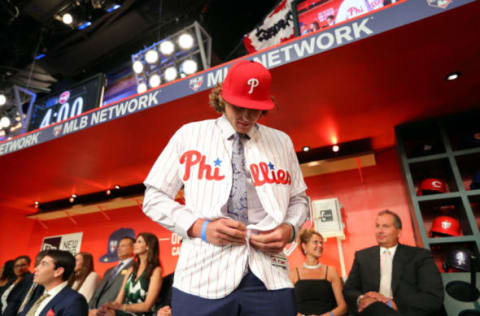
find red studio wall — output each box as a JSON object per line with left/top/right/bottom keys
{"left": 0, "top": 147, "right": 416, "bottom": 280}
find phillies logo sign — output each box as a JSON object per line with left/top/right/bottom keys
{"left": 441, "top": 221, "right": 452, "bottom": 229}
{"left": 189, "top": 76, "right": 204, "bottom": 91}
{"left": 180, "top": 150, "right": 225, "bottom": 181}
{"left": 426, "top": 0, "right": 451, "bottom": 9}
{"left": 59, "top": 91, "right": 70, "bottom": 104}
{"left": 249, "top": 162, "right": 291, "bottom": 186}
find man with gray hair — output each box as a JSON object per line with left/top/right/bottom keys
{"left": 343, "top": 210, "right": 444, "bottom": 316}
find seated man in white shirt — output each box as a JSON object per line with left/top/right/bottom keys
{"left": 143, "top": 60, "right": 309, "bottom": 316}
{"left": 19, "top": 250, "right": 88, "bottom": 316}
{"left": 343, "top": 210, "right": 444, "bottom": 316}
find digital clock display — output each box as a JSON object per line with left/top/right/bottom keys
{"left": 28, "top": 74, "right": 105, "bottom": 131}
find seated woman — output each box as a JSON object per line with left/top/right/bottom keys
{"left": 0, "top": 256, "right": 31, "bottom": 316}
{"left": 289, "top": 229, "right": 347, "bottom": 316}
{"left": 72, "top": 252, "right": 101, "bottom": 302}
{"left": 0, "top": 260, "right": 15, "bottom": 312}
{"left": 98, "top": 232, "right": 162, "bottom": 316}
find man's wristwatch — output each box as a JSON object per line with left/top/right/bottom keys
{"left": 288, "top": 223, "right": 295, "bottom": 243}
{"left": 357, "top": 294, "right": 365, "bottom": 307}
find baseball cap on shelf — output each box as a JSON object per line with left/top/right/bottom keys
{"left": 221, "top": 60, "right": 275, "bottom": 111}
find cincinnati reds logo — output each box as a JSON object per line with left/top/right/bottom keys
{"left": 180, "top": 150, "right": 225, "bottom": 181}
{"left": 431, "top": 181, "right": 443, "bottom": 189}
{"left": 59, "top": 91, "right": 70, "bottom": 104}
{"left": 249, "top": 162, "right": 291, "bottom": 186}
{"left": 247, "top": 78, "right": 259, "bottom": 94}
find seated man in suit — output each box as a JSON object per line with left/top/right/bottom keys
{"left": 343, "top": 210, "right": 444, "bottom": 316}
{"left": 20, "top": 249, "right": 88, "bottom": 316}
{"left": 89, "top": 236, "right": 134, "bottom": 313}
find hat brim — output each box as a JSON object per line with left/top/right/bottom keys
{"left": 222, "top": 91, "right": 274, "bottom": 111}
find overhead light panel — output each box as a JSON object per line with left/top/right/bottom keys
{"left": 178, "top": 33, "right": 194, "bottom": 50}
{"left": 137, "top": 83, "right": 147, "bottom": 94}
{"left": 132, "top": 61, "right": 144, "bottom": 74}
{"left": 149, "top": 74, "right": 161, "bottom": 88}
{"left": 159, "top": 40, "right": 175, "bottom": 56}
{"left": 62, "top": 13, "right": 73, "bottom": 25}
{"left": 164, "top": 67, "right": 178, "bottom": 82}
{"left": 145, "top": 50, "right": 159, "bottom": 64}
{"left": 181, "top": 59, "right": 198, "bottom": 75}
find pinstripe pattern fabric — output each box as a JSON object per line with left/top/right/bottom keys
{"left": 143, "top": 115, "right": 308, "bottom": 299}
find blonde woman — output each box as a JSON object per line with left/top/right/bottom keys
{"left": 290, "top": 229, "right": 347, "bottom": 316}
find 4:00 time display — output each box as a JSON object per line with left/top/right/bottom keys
{"left": 39, "top": 96, "right": 84, "bottom": 128}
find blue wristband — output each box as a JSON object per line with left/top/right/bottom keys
{"left": 201, "top": 220, "right": 210, "bottom": 242}
{"left": 387, "top": 300, "right": 392, "bottom": 308}
{"left": 329, "top": 312, "right": 334, "bottom": 316}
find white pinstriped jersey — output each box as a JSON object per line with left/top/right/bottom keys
{"left": 143, "top": 115, "right": 308, "bottom": 299}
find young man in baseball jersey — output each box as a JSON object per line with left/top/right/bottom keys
{"left": 143, "top": 60, "right": 309, "bottom": 316}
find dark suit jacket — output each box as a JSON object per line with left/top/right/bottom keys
{"left": 89, "top": 259, "right": 133, "bottom": 309}
{"left": 343, "top": 244, "right": 444, "bottom": 316}
{"left": 19, "top": 285, "right": 88, "bottom": 316}
{"left": 2, "top": 273, "right": 33, "bottom": 316}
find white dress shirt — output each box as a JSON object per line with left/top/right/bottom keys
{"left": 34, "top": 281, "right": 68, "bottom": 316}
{"left": 143, "top": 115, "right": 308, "bottom": 299}
{"left": 379, "top": 244, "right": 398, "bottom": 298}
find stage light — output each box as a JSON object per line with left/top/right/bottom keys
{"left": 0, "top": 116, "right": 11, "bottom": 129}
{"left": 149, "top": 74, "right": 161, "bottom": 88}
{"left": 178, "top": 33, "right": 194, "bottom": 50}
{"left": 62, "top": 13, "right": 73, "bottom": 25}
{"left": 106, "top": 4, "right": 121, "bottom": 12}
{"left": 182, "top": 59, "right": 198, "bottom": 75}
{"left": 446, "top": 72, "right": 460, "bottom": 81}
{"left": 0, "top": 94, "right": 6, "bottom": 106}
{"left": 114, "top": 185, "right": 120, "bottom": 190}
{"left": 78, "top": 21, "right": 91, "bottom": 30}
{"left": 34, "top": 201, "right": 39, "bottom": 208}
{"left": 69, "top": 194, "right": 77, "bottom": 203}
{"left": 132, "top": 61, "right": 144, "bottom": 74}
{"left": 159, "top": 40, "right": 174, "bottom": 56}
{"left": 332, "top": 145, "right": 340, "bottom": 152}
{"left": 137, "top": 83, "right": 147, "bottom": 94}
{"left": 302, "top": 146, "right": 310, "bottom": 152}
{"left": 145, "top": 49, "right": 159, "bottom": 64}
{"left": 164, "top": 67, "right": 178, "bottom": 82}
{"left": 106, "top": 189, "right": 111, "bottom": 195}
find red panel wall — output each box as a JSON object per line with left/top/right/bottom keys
{"left": 0, "top": 148, "right": 415, "bottom": 280}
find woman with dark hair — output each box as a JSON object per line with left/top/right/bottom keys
{"left": 98, "top": 232, "right": 162, "bottom": 316}
{"left": 0, "top": 260, "right": 15, "bottom": 311}
{"left": 0, "top": 256, "right": 31, "bottom": 315}
{"left": 289, "top": 229, "right": 347, "bottom": 316}
{"left": 73, "top": 252, "right": 101, "bottom": 302}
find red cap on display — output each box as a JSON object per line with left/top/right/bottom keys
{"left": 417, "top": 178, "right": 448, "bottom": 196}
{"left": 430, "top": 216, "right": 461, "bottom": 237}
{"left": 221, "top": 60, "right": 275, "bottom": 110}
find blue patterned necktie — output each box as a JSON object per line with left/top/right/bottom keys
{"left": 227, "top": 133, "right": 248, "bottom": 224}
{"left": 106, "top": 262, "right": 123, "bottom": 285}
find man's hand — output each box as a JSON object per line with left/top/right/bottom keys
{"left": 157, "top": 306, "right": 172, "bottom": 316}
{"left": 188, "top": 218, "right": 246, "bottom": 246}
{"left": 364, "top": 291, "right": 389, "bottom": 303}
{"left": 249, "top": 223, "right": 291, "bottom": 254}
{"left": 358, "top": 296, "right": 377, "bottom": 313}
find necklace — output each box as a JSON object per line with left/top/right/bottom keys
{"left": 303, "top": 262, "right": 322, "bottom": 269}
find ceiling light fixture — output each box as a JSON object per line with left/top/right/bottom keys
{"left": 178, "top": 33, "right": 194, "bottom": 50}
{"left": 137, "top": 83, "right": 147, "bottom": 94}
{"left": 132, "top": 61, "right": 144, "bottom": 74}
{"left": 149, "top": 74, "right": 161, "bottom": 88}
{"left": 446, "top": 72, "right": 461, "bottom": 81}
{"left": 164, "top": 67, "right": 178, "bottom": 82}
{"left": 181, "top": 59, "right": 198, "bottom": 75}
{"left": 145, "top": 50, "right": 159, "bottom": 64}
{"left": 302, "top": 146, "right": 310, "bottom": 152}
{"left": 332, "top": 145, "right": 340, "bottom": 152}
{"left": 159, "top": 40, "right": 175, "bottom": 55}
{"left": 62, "top": 13, "right": 73, "bottom": 25}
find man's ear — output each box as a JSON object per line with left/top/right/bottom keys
{"left": 53, "top": 266, "right": 65, "bottom": 279}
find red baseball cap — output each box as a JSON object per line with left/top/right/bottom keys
{"left": 221, "top": 60, "right": 275, "bottom": 111}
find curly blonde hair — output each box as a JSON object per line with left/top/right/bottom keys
{"left": 208, "top": 83, "right": 273, "bottom": 115}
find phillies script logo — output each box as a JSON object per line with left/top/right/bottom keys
{"left": 249, "top": 162, "right": 291, "bottom": 186}
{"left": 180, "top": 150, "right": 225, "bottom": 181}
{"left": 53, "top": 124, "right": 63, "bottom": 137}
{"left": 189, "top": 76, "right": 204, "bottom": 91}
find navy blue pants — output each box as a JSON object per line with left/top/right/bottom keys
{"left": 171, "top": 270, "right": 296, "bottom": 316}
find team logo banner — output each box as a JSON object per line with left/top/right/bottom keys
{"left": 41, "top": 232, "right": 83, "bottom": 255}
{"left": 243, "top": 0, "right": 296, "bottom": 53}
